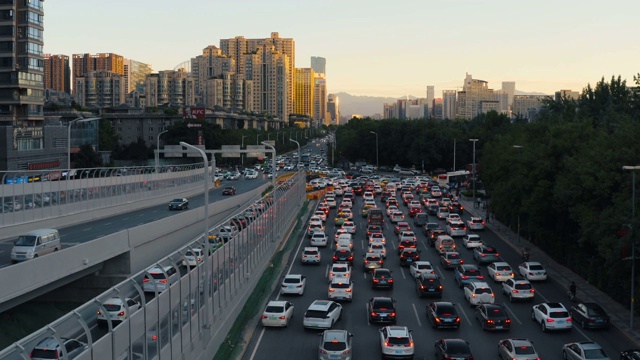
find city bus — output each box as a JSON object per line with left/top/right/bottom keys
{"left": 437, "top": 170, "right": 470, "bottom": 188}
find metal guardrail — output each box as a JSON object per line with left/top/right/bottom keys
{"left": 0, "top": 171, "right": 305, "bottom": 360}
{"left": 0, "top": 164, "right": 207, "bottom": 227}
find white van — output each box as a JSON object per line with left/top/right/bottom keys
{"left": 11, "top": 229, "right": 61, "bottom": 263}
{"left": 435, "top": 235, "right": 456, "bottom": 254}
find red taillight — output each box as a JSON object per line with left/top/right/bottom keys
{"left": 329, "top": 288, "right": 335, "bottom": 292}
{"left": 346, "top": 288, "right": 352, "bottom": 292}
{"left": 143, "top": 278, "right": 150, "bottom": 283}
{"left": 462, "top": 276, "right": 469, "bottom": 279}
{"left": 546, "top": 318, "right": 555, "bottom": 322}
{"left": 262, "top": 315, "right": 267, "bottom": 319}
{"left": 505, "top": 319, "right": 511, "bottom": 323}
{"left": 118, "top": 311, "right": 125, "bottom": 316}
{"left": 477, "top": 275, "right": 484, "bottom": 279}
{"left": 279, "top": 315, "right": 286, "bottom": 319}
{"left": 96, "top": 310, "right": 101, "bottom": 315}
{"left": 333, "top": 256, "right": 338, "bottom": 261}
{"left": 159, "top": 279, "right": 168, "bottom": 283}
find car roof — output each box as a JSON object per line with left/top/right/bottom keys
{"left": 322, "top": 329, "right": 349, "bottom": 342}
{"left": 574, "top": 341, "right": 603, "bottom": 350}
{"left": 34, "top": 337, "right": 73, "bottom": 349}
{"left": 284, "top": 274, "right": 303, "bottom": 280}
{"left": 309, "top": 300, "right": 333, "bottom": 310}
{"left": 266, "top": 300, "right": 288, "bottom": 307}
{"left": 147, "top": 265, "right": 174, "bottom": 273}
{"left": 385, "top": 326, "right": 410, "bottom": 337}
{"left": 509, "top": 338, "right": 534, "bottom": 347}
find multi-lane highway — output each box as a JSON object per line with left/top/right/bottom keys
{"left": 242, "top": 185, "right": 634, "bottom": 359}
{"left": 0, "top": 175, "right": 271, "bottom": 268}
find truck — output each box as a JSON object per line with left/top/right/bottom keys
{"left": 367, "top": 208, "right": 384, "bottom": 227}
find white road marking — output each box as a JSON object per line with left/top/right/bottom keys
{"left": 434, "top": 264, "right": 446, "bottom": 281}
{"left": 534, "top": 286, "right": 550, "bottom": 303}
{"left": 400, "top": 267, "right": 407, "bottom": 279}
{"left": 455, "top": 303, "right": 473, "bottom": 326}
{"left": 104, "top": 222, "right": 111, "bottom": 226}
{"left": 503, "top": 303, "right": 522, "bottom": 325}
{"left": 411, "top": 303, "right": 422, "bottom": 327}
{"left": 573, "top": 322, "right": 593, "bottom": 342}
{"left": 83, "top": 228, "right": 91, "bottom": 232}
{"left": 366, "top": 302, "right": 370, "bottom": 326}
{"left": 325, "top": 264, "right": 330, "bottom": 280}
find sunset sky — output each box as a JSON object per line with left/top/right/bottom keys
{"left": 45, "top": 0, "right": 640, "bottom": 97}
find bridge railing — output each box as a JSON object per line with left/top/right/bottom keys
{"left": 0, "top": 164, "right": 206, "bottom": 228}
{"left": 0, "top": 171, "right": 306, "bottom": 360}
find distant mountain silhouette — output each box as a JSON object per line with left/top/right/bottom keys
{"left": 335, "top": 90, "right": 551, "bottom": 117}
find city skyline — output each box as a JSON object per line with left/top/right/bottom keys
{"left": 45, "top": 0, "right": 639, "bottom": 98}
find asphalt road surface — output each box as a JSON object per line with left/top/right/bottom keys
{"left": 242, "top": 189, "right": 634, "bottom": 360}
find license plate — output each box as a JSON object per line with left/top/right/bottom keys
{"left": 596, "top": 319, "right": 604, "bottom": 323}
{"left": 395, "top": 350, "right": 404, "bottom": 354}
{"left": 269, "top": 316, "right": 278, "bottom": 320}
{"left": 428, "top": 289, "right": 435, "bottom": 292}
{"left": 380, "top": 313, "right": 388, "bottom": 317}
{"left": 288, "top": 286, "right": 295, "bottom": 289}
{"left": 329, "top": 355, "right": 340, "bottom": 359}
{"left": 443, "top": 319, "right": 451, "bottom": 322}
{"left": 557, "top": 320, "right": 565, "bottom": 324}
{"left": 495, "top": 326, "right": 503, "bottom": 329}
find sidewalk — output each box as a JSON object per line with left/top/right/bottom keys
{"left": 458, "top": 197, "right": 640, "bottom": 347}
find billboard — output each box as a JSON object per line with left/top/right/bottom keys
{"left": 221, "top": 145, "right": 241, "bottom": 158}
{"left": 246, "top": 145, "right": 266, "bottom": 158}
{"left": 183, "top": 107, "right": 206, "bottom": 120}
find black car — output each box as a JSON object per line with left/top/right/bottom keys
{"left": 371, "top": 268, "right": 394, "bottom": 289}
{"left": 368, "top": 296, "right": 397, "bottom": 324}
{"left": 332, "top": 249, "right": 354, "bottom": 265}
{"left": 448, "top": 202, "right": 464, "bottom": 215}
{"left": 427, "top": 229, "right": 447, "bottom": 247}
{"left": 621, "top": 349, "right": 640, "bottom": 360}
{"left": 168, "top": 198, "right": 189, "bottom": 210}
{"left": 222, "top": 186, "right": 236, "bottom": 195}
{"left": 475, "top": 304, "right": 511, "bottom": 331}
{"left": 423, "top": 222, "right": 440, "bottom": 236}
{"left": 399, "top": 248, "right": 421, "bottom": 266}
{"left": 427, "top": 204, "right": 440, "bottom": 215}
{"left": 570, "top": 302, "right": 610, "bottom": 329}
{"left": 434, "top": 338, "right": 473, "bottom": 360}
{"left": 415, "top": 274, "right": 443, "bottom": 298}
{"left": 426, "top": 301, "right": 460, "bottom": 328}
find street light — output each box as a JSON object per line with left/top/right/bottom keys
{"left": 180, "top": 141, "right": 211, "bottom": 327}
{"left": 370, "top": 131, "right": 379, "bottom": 170}
{"left": 67, "top": 117, "right": 100, "bottom": 170}
{"left": 289, "top": 139, "right": 300, "bottom": 167}
{"left": 469, "top": 139, "right": 479, "bottom": 199}
{"left": 241, "top": 135, "right": 248, "bottom": 168}
{"left": 513, "top": 145, "right": 524, "bottom": 242}
{"left": 155, "top": 129, "right": 168, "bottom": 172}
{"left": 623, "top": 165, "right": 640, "bottom": 330}
{"left": 256, "top": 134, "right": 261, "bottom": 145}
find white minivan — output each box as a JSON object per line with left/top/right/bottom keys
{"left": 11, "top": 228, "right": 61, "bottom": 264}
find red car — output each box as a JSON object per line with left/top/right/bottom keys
{"left": 222, "top": 186, "right": 236, "bottom": 195}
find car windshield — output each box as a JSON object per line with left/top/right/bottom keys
{"left": 496, "top": 266, "right": 511, "bottom": 271}
{"left": 332, "top": 282, "right": 351, "bottom": 288}
{"left": 305, "top": 310, "right": 329, "bottom": 318}
{"left": 446, "top": 342, "right": 470, "bottom": 355}
{"left": 515, "top": 283, "right": 532, "bottom": 290}
{"left": 417, "top": 264, "right": 431, "bottom": 269}
{"left": 265, "top": 305, "right": 284, "bottom": 313}
{"left": 387, "top": 337, "right": 411, "bottom": 346}
{"left": 29, "top": 349, "right": 57, "bottom": 358}
{"left": 323, "top": 341, "right": 347, "bottom": 351}
{"left": 475, "top": 288, "right": 492, "bottom": 294}
{"left": 171, "top": 199, "right": 182, "bottom": 203}
{"left": 514, "top": 345, "right": 535, "bottom": 355}
{"left": 104, "top": 304, "right": 122, "bottom": 311}
{"left": 587, "top": 307, "right": 605, "bottom": 316}
{"left": 529, "top": 265, "right": 545, "bottom": 270}
{"left": 375, "top": 271, "right": 391, "bottom": 278}
{"left": 549, "top": 311, "right": 570, "bottom": 318}
{"left": 283, "top": 278, "right": 300, "bottom": 284}
{"left": 372, "top": 300, "right": 393, "bottom": 309}
{"left": 583, "top": 349, "right": 608, "bottom": 358}
{"left": 14, "top": 235, "right": 37, "bottom": 246}
{"left": 447, "top": 253, "right": 460, "bottom": 259}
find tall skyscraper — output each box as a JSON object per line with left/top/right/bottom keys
{"left": 144, "top": 69, "right": 195, "bottom": 108}
{"left": 75, "top": 71, "right": 125, "bottom": 108}
{"left": 328, "top": 94, "right": 340, "bottom": 125}
{"left": 501, "top": 81, "right": 516, "bottom": 107}
{"left": 220, "top": 33, "right": 295, "bottom": 120}
{"left": 311, "top": 56, "right": 326, "bottom": 75}
{"left": 191, "top": 45, "right": 234, "bottom": 105}
{"left": 426, "top": 85, "right": 435, "bottom": 117}
{"left": 313, "top": 74, "right": 327, "bottom": 126}
{"left": 123, "top": 59, "right": 153, "bottom": 95}
{"left": 44, "top": 54, "right": 71, "bottom": 94}
{"left": 442, "top": 90, "right": 457, "bottom": 119}
{"left": 294, "top": 68, "right": 315, "bottom": 116}
{"left": 72, "top": 53, "right": 125, "bottom": 95}
{"left": 456, "top": 73, "right": 496, "bottom": 119}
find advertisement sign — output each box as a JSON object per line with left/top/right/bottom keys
{"left": 183, "top": 107, "right": 206, "bottom": 120}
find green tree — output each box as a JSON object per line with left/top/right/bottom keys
{"left": 74, "top": 144, "right": 103, "bottom": 168}
{"left": 99, "top": 119, "right": 119, "bottom": 151}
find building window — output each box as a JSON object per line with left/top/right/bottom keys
{"left": 148, "top": 136, "right": 153, "bottom": 141}
{"left": 149, "top": 127, "right": 153, "bottom": 131}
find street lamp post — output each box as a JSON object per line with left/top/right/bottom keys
{"left": 623, "top": 165, "right": 640, "bottom": 330}
{"left": 513, "top": 145, "right": 524, "bottom": 242}
{"left": 370, "top": 131, "right": 379, "bottom": 170}
{"left": 180, "top": 141, "right": 211, "bottom": 327}
{"left": 67, "top": 117, "right": 100, "bottom": 170}
{"left": 469, "top": 139, "right": 479, "bottom": 199}
{"left": 289, "top": 139, "right": 300, "bottom": 167}
{"left": 156, "top": 129, "right": 168, "bottom": 172}
{"left": 241, "top": 135, "right": 247, "bottom": 168}
{"left": 256, "top": 134, "right": 261, "bottom": 145}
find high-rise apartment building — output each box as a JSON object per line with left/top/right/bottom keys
{"left": 191, "top": 45, "right": 234, "bottom": 105}
{"left": 123, "top": 59, "right": 153, "bottom": 95}
{"left": 311, "top": 56, "right": 326, "bottom": 75}
{"left": 144, "top": 69, "right": 195, "bottom": 108}
{"left": 442, "top": 90, "right": 457, "bottom": 119}
{"left": 314, "top": 74, "right": 327, "bottom": 126}
{"left": 327, "top": 94, "right": 340, "bottom": 125}
{"left": 75, "top": 71, "right": 125, "bottom": 108}
{"left": 426, "top": 85, "right": 435, "bottom": 117}
{"left": 206, "top": 72, "right": 253, "bottom": 111}
{"left": 220, "top": 33, "right": 295, "bottom": 120}
{"left": 555, "top": 89, "right": 580, "bottom": 101}
{"left": 456, "top": 73, "right": 496, "bottom": 119}
{"left": 493, "top": 90, "right": 509, "bottom": 114}
{"left": 501, "top": 81, "right": 516, "bottom": 108}
{"left": 432, "top": 98, "right": 444, "bottom": 119}
{"left": 44, "top": 54, "right": 70, "bottom": 94}
{"left": 72, "top": 53, "right": 124, "bottom": 95}
{"left": 294, "top": 68, "right": 315, "bottom": 116}
{"left": 512, "top": 95, "right": 551, "bottom": 120}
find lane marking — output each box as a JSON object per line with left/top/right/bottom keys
{"left": 400, "top": 267, "right": 407, "bottom": 279}
{"left": 83, "top": 228, "right": 92, "bottom": 232}
{"left": 104, "top": 222, "right": 111, "bottom": 226}
{"left": 455, "top": 303, "right": 473, "bottom": 326}
{"left": 411, "top": 303, "right": 422, "bottom": 327}
{"left": 503, "top": 303, "right": 522, "bottom": 325}
{"left": 434, "top": 264, "right": 446, "bottom": 281}
{"left": 366, "top": 302, "right": 370, "bottom": 326}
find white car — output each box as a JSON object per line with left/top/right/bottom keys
{"left": 462, "top": 234, "right": 483, "bottom": 249}
{"left": 182, "top": 248, "right": 205, "bottom": 267}
{"left": 368, "top": 243, "right": 387, "bottom": 258}
{"left": 463, "top": 281, "right": 495, "bottom": 306}
{"left": 245, "top": 170, "right": 258, "bottom": 179}
{"left": 261, "top": 300, "right": 294, "bottom": 327}
{"left": 386, "top": 205, "right": 399, "bottom": 216}
{"left": 280, "top": 274, "right": 306, "bottom": 295}
{"left": 328, "top": 277, "right": 353, "bottom": 302}
{"left": 502, "top": 278, "right": 536, "bottom": 302}
{"left": 562, "top": 341, "right": 609, "bottom": 360}
{"left": 446, "top": 220, "right": 467, "bottom": 237}
{"left": 363, "top": 191, "right": 375, "bottom": 201}
{"left": 340, "top": 199, "right": 353, "bottom": 209}
{"left": 97, "top": 297, "right": 141, "bottom": 324}
{"left": 342, "top": 221, "right": 356, "bottom": 234}
{"left": 303, "top": 300, "right": 342, "bottom": 329}
{"left": 445, "top": 213, "right": 461, "bottom": 225}
{"left": 301, "top": 247, "right": 321, "bottom": 264}
{"left": 379, "top": 326, "right": 415, "bottom": 359}
{"left": 487, "top": 262, "right": 515, "bottom": 282}
{"left": 437, "top": 207, "right": 450, "bottom": 219}
{"left": 390, "top": 210, "right": 405, "bottom": 223}
{"left": 314, "top": 211, "right": 327, "bottom": 222}
{"left": 328, "top": 263, "right": 351, "bottom": 283}
{"left": 311, "top": 231, "right": 329, "bottom": 247}
{"left": 369, "top": 232, "right": 386, "bottom": 245}
{"left": 467, "top": 217, "right": 486, "bottom": 231}
{"left": 325, "top": 197, "right": 337, "bottom": 208}
{"left": 519, "top": 261, "right": 548, "bottom": 281}
{"left": 409, "top": 261, "right": 435, "bottom": 278}
{"left": 143, "top": 265, "right": 179, "bottom": 293}
{"left": 398, "top": 231, "right": 417, "bottom": 243}
{"left": 334, "top": 228, "right": 349, "bottom": 240}
{"left": 531, "top": 302, "right": 573, "bottom": 331}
